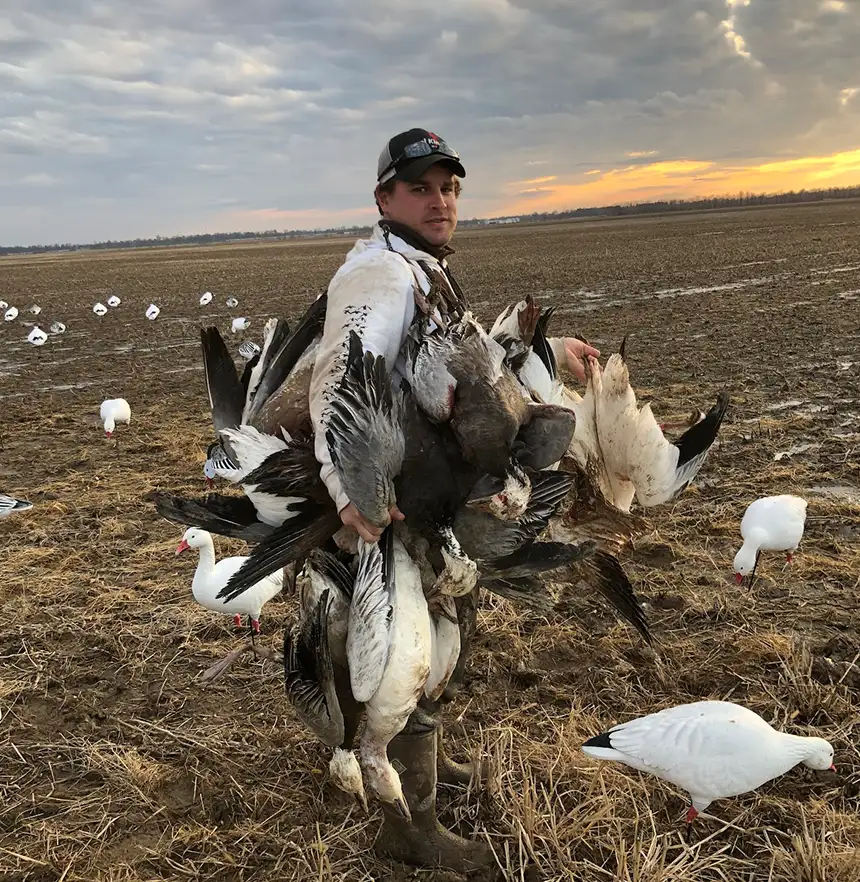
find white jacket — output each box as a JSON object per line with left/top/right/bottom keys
{"left": 309, "top": 222, "right": 569, "bottom": 513}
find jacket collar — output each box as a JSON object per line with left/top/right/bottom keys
{"left": 377, "top": 219, "right": 455, "bottom": 262}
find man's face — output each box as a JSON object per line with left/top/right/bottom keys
{"left": 377, "top": 163, "right": 459, "bottom": 247}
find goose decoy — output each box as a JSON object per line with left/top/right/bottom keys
{"left": 582, "top": 701, "right": 834, "bottom": 831}
{"left": 107, "top": 295, "right": 121, "bottom": 307}
{"left": 0, "top": 495, "right": 33, "bottom": 517}
{"left": 176, "top": 527, "right": 282, "bottom": 637}
{"left": 200, "top": 291, "right": 213, "bottom": 306}
{"left": 733, "top": 495, "right": 807, "bottom": 584}
{"left": 231, "top": 317, "right": 250, "bottom": 333}
{"left": 27, "top": 327, "right": 47, "bottom": 346}
{"left": 4, "top": 307, "right": 18, "bottom": 322}
{"left": 226, "top": 297, "right": 239, "bottom": 308}
{"left": 93, "top": 302, "right": 108, "bottom": 316}
{"left": 146, "top": 304, "right": 160, "bottom": 320}
{"left": 49, "top": 321, "right": 66, "bottom": 335}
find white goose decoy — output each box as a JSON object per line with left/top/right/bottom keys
{"left": 238, "top": 340, "right": 261, "bottom": 361}
{"left": 231, "top": 317, "right": 250, "bottom": 333}
{"left": 100, "top": 397, "right": 131, "bottom": 438}
{"left": 351, "top": 533, "right": 432, "bottom": 820}
{"left": 4, "top": 307, "right": 19, "bottom": 322}
{"left": 199, "top": 291, "right": 213, "bottom": 306}
{"left": 733, "top": 495, "right": 807, "bottom": 583}
{"left": 176, "top": 527, "right": 283, "bottom": 634}
{"left": 284, "top": 550, "right": 368, "bottom": 811}
{"left": 0, "top": 300, "right": 7, "bottom": 310}
{"left": 0, "top": 494, "right": 33, "bottom": 517}
{"left": 146, "top": 303, "right": 160, "bottom": 320}
{"left": 107, "top": 295, "right": 121, "bottom": 307}
{"left": 49, "top": 321, "right": 66, "bottom": 335}
{"left": 93, "top": 302, "right": 108, "bottom": 317}
{"left": 27, "top": 327, "right": 48, "bottom": 346}
{"left": 226, "top": 296, "right": 239, "bottom": 308}
{"left": 582, "top": 700, "right": 834, "bottom": 827}
{"left": 29, "top": 304, "right": 41, "bottom": 315}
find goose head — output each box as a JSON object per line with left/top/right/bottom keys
{"left": 175, "top": 527, "right": 211, "bottom": 555}
{"left": 329, "top": 748, "right": 368, "bottom": 813}
{"left": 801, "top": 737, "right": 835, "bottom": 771}
{"left": 363, "top": 754, "right": 410, "bottom": 821}
{"left": 732, "top": 543, "right": 759, "bottom": 583}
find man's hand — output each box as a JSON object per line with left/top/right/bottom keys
{"left": 338, "top": 502, "right": 405, "bottom": 543}
{"left": 563, "top": 337, "right": 601, "bottom": 383}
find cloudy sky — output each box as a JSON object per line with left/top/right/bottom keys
{"left": 1, "top": 0, "right": 858, "bottom": 246}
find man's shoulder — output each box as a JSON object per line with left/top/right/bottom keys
{"left": 332, "top": 243, "right": 417, "bottom": 287}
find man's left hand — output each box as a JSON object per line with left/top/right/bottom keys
{"left": 563, "top": 337, "right": 601, "bottom": 382}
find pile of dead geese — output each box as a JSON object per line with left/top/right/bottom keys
{"left": 151, "top": 293, "right": 731, "bottom": 819}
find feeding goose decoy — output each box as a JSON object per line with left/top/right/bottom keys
{"left": 582, "top": 701, "right": 834, "bottom": 832}
{"left": 0, "top": 495, "right": 33, "bottom": 517}
{"left": 49, "top": 321, "right": 66, "bottom": 335}
{"left": 0, "top": 300, "right": 7, "bottom": 310}
{"left": 176, "top": 527, "right": 283, "bottom": 637}
{"left": 93, "top": 302, "right": 108, "bottom": 316}
{"left": 226, "top": 297, "right": 239, "bottom": 308}
{"left": 733, "top": 494, "right": 807, "bottom": 584}
{"left": 146, "top": 303, "right": 160, "bottom": 320}
{"left": 27, "top": 326, "right": 48, "bottom": 346}
{"left": 4, "top": 306, "right": 18, "bottom": 322}
{"left": 100, "top": 398, "right": 131, "bottom": 439}
{"left": 231, "top": 317, "right": 250, "bottom": 333}
{"left": 107, "top": 295, "right": 121, "bottom": 307}
{"left": 200, "top": 291, "right": 213, "bottom": 306}
{"left": 285, "top": 550, "right": 367, "bottom": 810}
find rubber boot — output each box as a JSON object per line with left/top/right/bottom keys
{"left": 374, "top": 719, "right": 492, "bottom": 871}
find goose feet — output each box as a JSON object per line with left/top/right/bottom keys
{"left": 437, "top": 729, "right": 481, "bottom": 787}
{"left": 375, "top": 724, "right": 491, "bottom": 872}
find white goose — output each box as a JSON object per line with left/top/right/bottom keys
{"left": 4, "top": 306, "right": 18, "bottom": 322}
{"left": 175, "top": 527, "right": 282, "bottom": 634}
{"left": 49, "top": 322, "right": 66, "bottom": 335}
{"left": 582, "top": 700, "right": 834, "bottom": 827}
{"left": 100, "top": 398, "right": 131, "bottom": 438}
{"left": 0, "top": 495, "right": 33, "bottom": 517}
{"left": 29, "top": 304, "right": 41, "bottom": 315}
{"left": 27, "top": 327, "right": 48, "bottom": 346}
{"left": 226, "top": 296, "right": 239, "bottom": 308}
{"left": 734, "top": 495, "right": 807, "bottom": 583}
{"left": 351, "top": 533, "right": 432, "bottom": 820}
{"left": 146, "top": 304, "right": 160, "bottom": 320}
{"left": 107, "top": 295, "right": 121, "bottom": 307}
{"left": 0, "top": 300, "right": 7, "bottom": 310}
{"left": 200, "top": 291, "right": 213, "bottom": 306}
{"left": 93, "top": 302, "right": 108, "bottom": 316}
{"left": 231, "top": 317, "right": 250, "bottom": 333}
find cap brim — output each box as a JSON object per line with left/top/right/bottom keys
{"left": 393, "top": 154, "right": 466, "bottom": 182}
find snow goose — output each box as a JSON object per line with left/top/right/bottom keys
{"left": 203, "top": 439, "right": 238, "bottom": 487}
{"left": 107, "top": 295, "right": 121, "bottom": 307}
{"left": 352, "top": 531, "right": 432, "bottom": 820}
{"left": 326, "top": 331, "right": 405, "bottom": 530}
{"left": 49, "top": 321, "right": 66, "bottom": 335}
{"left": 0, "top": 300, "right": 7, "bottom": 310}
{"left": 93, "top": 302, "right": 108, "bottom": 317}
{"left": 29, "top": 304, "right": 41, "bottom": 315}
{"left": 199, "top": 291, "right": 213, "bottom": 306}
{"left": 100, "top": 398, "right": 131, "bottom": 438}
{"left": 0, "top": 494, "right": 33, "bottom": 517}
{"left": 231, "top": 317, "right": 250, "bottom": 333}
{"left": 226, "top": 296, "right": 239, "bottom": 308}
{"left": 4, "top": 306, "right": 18, "bottom": 322}
{"left": 175, "top": 527, "right": 282, "bottom": 635}
{"left": 285, "top": 549, "right": 367, "bottom": 810}
{"left": 146, "top": 304, "right": 160, "bottom": 320}
{"left": 733, "top": 495, "right": 807, "bottom": 584}
{"left": 27, "top": 327, "right": 48, "bottom": 346}
{"left": 582, "top": 700, "right": 834, "bottom": 828}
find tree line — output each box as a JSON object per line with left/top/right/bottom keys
{"left": 1, "top": 184, "right": 858, "bottom": 255}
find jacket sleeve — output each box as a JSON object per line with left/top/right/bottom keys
{"left": 309, "top": 250, "right": 416, "bottom": 513}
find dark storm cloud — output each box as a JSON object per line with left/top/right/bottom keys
{"left": 0, "top": 0, "right": 857, "bottom": 244}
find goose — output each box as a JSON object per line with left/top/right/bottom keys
{"left": 582, "top": 700, "right": 834, "bottom": 829}
{"left": 226, "top": 297, "right": 239, "bottom": 308}
{"left": 100, "top": 398, "right": 131, "bottom": 438}
{"left": 0, "top": 300, "right": 7, "bottom": 309}
{"left": 29, "top": 304, "right": 41, "bottom": 315}
{"left": 238, "top": 340, "right": 261, "bottom": 360}
{"left": 175, "top": 527, "right": 282, "bottom": 635}
{"left": 0, "top": 495, "right": 33, "bottom": 517}
{"left": 146, "top": 304, "right": 160, "bottom": 320}
{"left": 4, "top": 306, "right": 18, "bottom": 322}
{"left": 27, "top": 327, "right": 48, "bottom": 346}
{"left": 351, "top": 531, "right": 432, "bottom": 820}
{"left": 231, "top": 317, "right": 250, "bottom": 333}
{"left": 200, "top": 291, "right": 213, "bottom": 306}
{"left": 49, "top": 322, "right": 66, "bottom": 335}
{"left": 93, "top": 303, "right": 108, "bottom": 316}
{"left": 107, "top": 295, "right": 121, "bottom": 307}
{"left": 203, "top": 439, "right": 239, "bottom": 487}
{"left": 285, "top": 549, "right": 367, "bottom": 810}
{"left": 733, "top": 495, "right": 807, "bottom": 584}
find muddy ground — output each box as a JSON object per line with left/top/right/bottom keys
{"left": 1, "top": 201, "right": 858, "bottom": 881}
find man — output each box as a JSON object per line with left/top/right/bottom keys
{"left": 309, "top": 127, "right": 599, "bottom": 540}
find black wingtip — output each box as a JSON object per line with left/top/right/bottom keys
{"left": 673, "top": 388, "right": 730, "bottom": 469}
{"left": 583, "top": 731, "right": 613, "bottom": 749}
{"left": 618, "top": 334, "right": 629, "bottom": 360}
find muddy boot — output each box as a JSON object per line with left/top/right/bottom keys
{"left": 374, "top": 719, "right": 492, "bottom": 871}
